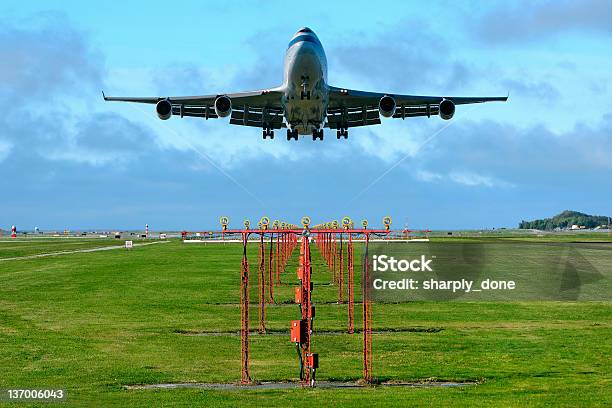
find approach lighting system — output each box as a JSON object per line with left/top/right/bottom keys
{"left": 220, "top": 216, "right": 229, "bottom": 230}
{"left": 382, "top": 216, "right": 392, "bottom": 231}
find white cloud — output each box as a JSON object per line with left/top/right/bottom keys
{"left": 449, "top": 171, "right": 496, "bottom": 187}
{"left": 352, "top": 119, "right": 432, "bottom": 163}
{"left": 0, "top": 139, "right": 13, "bottom": 162}
{"left": 415, "top": 169, "right": 515, "bottom": 188}
{"left": 416, "top": 170, "right": 444, "bottom": 182}
{"left": 45, "top": 147, "right": 129, "bottom": 166}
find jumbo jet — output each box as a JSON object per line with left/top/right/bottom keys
{"left": 103, "top": 27, "right": 507, "bottom": 141}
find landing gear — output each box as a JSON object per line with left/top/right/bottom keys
{"left": 312, "top": 129, "right": 323, "bottom": 141}
{"left": 300, "top": 90, "right": 311, "bottom": 100}
{"left": 286, "top": 128, "right": 299, "bottom": 141}
{"left": 336, "top": 128, "right": 348, "bottom": 139}
{"left": 262, "top": 128, "right": 274, "bottom": 139}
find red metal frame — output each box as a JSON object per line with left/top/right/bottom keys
{"left": 240, "top": 232, "right": 251, "bottom": 384}
{"left": 347, "top": 232, "right": 355, "bottom": 334}
{"left": 185, "top": 223, "right": 434, "bottom": 386}
{"left": 258, "top": 234, "right": 266, "bottom": 333}
{"left": 300, "top": 237, "right": 314, "bottom": 385}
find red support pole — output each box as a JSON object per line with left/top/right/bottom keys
{"left": 258, "top": 234, "right": 266, "bottom": 334}
{"left": 240, "top": 232, "right": 252, "bottom": 384}
{"left": 275, "top": 232, "right": 280, "bottom": 284}
{"left": 347, "top": 232, "right": 355, "bottom": 334}
{"left": 337, "top": 233, "right": 344, "bottom": 304}
{"left": 268, "top": 233, "right": 274, "bottom": 304}
{"left": 328, "top": 233, "right": 333, "bottom": 269}
{"left": 363, "top": 233, "right": 372, "bottom": 383}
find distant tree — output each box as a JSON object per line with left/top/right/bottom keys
{"left": 518, "top": 210, "right": 610, "bottom": 230}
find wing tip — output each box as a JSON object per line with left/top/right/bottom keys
{"left": 102, "top": 91, "right": 108, "bottom": 101}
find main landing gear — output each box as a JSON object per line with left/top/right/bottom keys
{"left": 336, "top": 128, "right": 348, "bottom": 139}
{"left": 262, "top": 128, "right": 274, "bottom": 139}
{"left": 287, "top": 128, "right": 299, "bottom": 141}
{"left": 312, "top": 129, "right": 323, "bottom": 141}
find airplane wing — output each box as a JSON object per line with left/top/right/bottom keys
{"left": 103, "top": 88, "right": 287, "bottom": 129}
{"left": 326, "top": 86, "right": 508, "bottom": 129}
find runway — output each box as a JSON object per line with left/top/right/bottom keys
{"left": 0, "top": 240, "right": 168, "bottom": 262}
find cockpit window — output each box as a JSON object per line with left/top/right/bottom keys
{"left": 298, "top": 27, "right": 313, "bottom": 33}
{"left": 287, "top": 34, "right": 320, "bottom": 49}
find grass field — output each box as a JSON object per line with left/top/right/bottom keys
{"left": 0, "top": 238, "right": 135, "bottom": 259}
{"left": 0, "top": 237, "right": 610, "bottom": 407}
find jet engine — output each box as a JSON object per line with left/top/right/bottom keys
{"left": 439, "top": 99, "right": 455, "bottom": 120}
{"left": 214, "top": 95, "right": 232, "bottom": 117}
{"left": 378, "top": 95, "right": 396, "bottom": 118}
{"left": 156, "top": 99, "right": 172, "bottom": 120}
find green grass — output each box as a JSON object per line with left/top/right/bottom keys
{"left": 0, "top": 238, "right": 137, "bottom": 259}
{"left": 0, "top": 238, "right": 610, "bottom": 407}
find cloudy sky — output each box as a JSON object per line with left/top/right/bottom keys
{"left": 1, "top": 0, "right": 611, "bottom": 230}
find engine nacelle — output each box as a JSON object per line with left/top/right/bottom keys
{"left": 156, "top": 99, "right": 172, "bottom": 120}
{"left": 378, "top": 95, "right": 396, "bottom": 118}
{"left": 214, "top": 95, "right": 232, "bottom": 118}
{"left": 439, "top": 99, "right": 455, "bottom": 120}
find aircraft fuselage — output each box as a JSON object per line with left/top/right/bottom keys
{"left": 282, "top": 28, "right": 329, "bottom": 135}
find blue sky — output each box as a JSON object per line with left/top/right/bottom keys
{"left": 1, "top": 0, "right": 611, "bottom": 230}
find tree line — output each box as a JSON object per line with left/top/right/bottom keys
{"left": 519, "top": 210, "right": 610, "bottom": 230}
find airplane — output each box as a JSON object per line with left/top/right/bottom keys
{"left": 103, "top": 27, "right": 507, "bottom": 141}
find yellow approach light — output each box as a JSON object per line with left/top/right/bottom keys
{"left": 220, "top": 216, "right": 229, "bottom": 230}
{"left": 383, "top": 216, "right": 392, "bottom": 231}
{"left": 342, "top": 216, "right": 351, "bottom": 229}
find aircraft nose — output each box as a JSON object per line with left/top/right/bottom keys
{"left": 296, "top": 26, "right": 314, "bottom": 35}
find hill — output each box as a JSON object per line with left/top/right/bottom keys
{"left": 519, "top": 210, "right": 611, "bottom": 230}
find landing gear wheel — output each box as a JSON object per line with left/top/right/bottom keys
{"left": 336, "top": 128, "right": 348, "bottom": 139}
{"left": 287, "top": 129, "right": 298, "bottom": 141}
{"left": 312, "top": 129, "right": 323, "bottom": 141}
{"left": 300, "top": 91, "right": 311, "bottom": 100}
{"left": 263, "top": 129, "right": 274, "bottom": 139}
